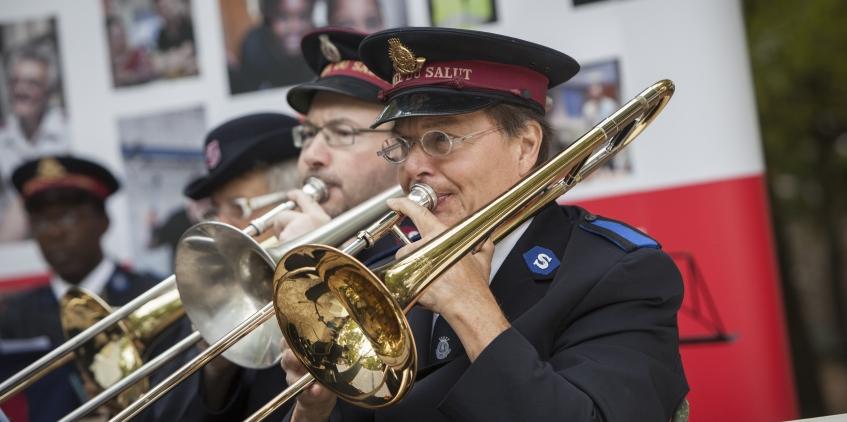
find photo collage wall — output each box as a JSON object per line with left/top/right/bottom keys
{"left": 0, "top": 0, "right": 632, "bottom": 279}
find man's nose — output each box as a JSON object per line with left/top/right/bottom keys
{"left": 300, "top": 135, "right": 333, "bottom": 169}
{"left": 401, "top": 142, "right": 435, "bottom": 183}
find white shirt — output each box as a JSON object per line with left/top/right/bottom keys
{"left": 50, "top": 259, "right": 117, "bottom": 301}
{"left": 0, "top": 106, "right": 69, "bottom": 180}
{"left": 488, "top": 218, "right": 533, "bottom": 283}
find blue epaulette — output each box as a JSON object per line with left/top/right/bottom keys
{"left": 578, "top": 214, "right": 660, "bottom": 252}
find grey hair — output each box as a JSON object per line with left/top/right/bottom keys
{"left": 264, "top": 159, "right": 300, "bottom": 193}
{"left": 484, "top": 102, "right": 553, "bottom": 168}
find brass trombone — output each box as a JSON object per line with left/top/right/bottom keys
{"left": 62, "top": 182, "right": 412, "bottom": 422}
{"left": 0, "top": 178, "right": 328, "bottom": 408}
{"left": 246, "top": 79, "right": 676, "bottom": 420}
{"left": 107, "top": 183, "right": 438, "bottom": 421}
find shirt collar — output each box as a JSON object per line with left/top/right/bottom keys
{"left": 50, "top": 259, "right": 116, "bottom": 301}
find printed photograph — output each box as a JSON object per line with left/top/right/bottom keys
{"left": 220, "top": 0, "right": 407, "bottom": 95}
{"left": 547, "top": 58, "right": 632, "bottom": 179}
{"left": 118, "top": 106, "right": 207, "bottom": 275}
{"left": 0, "top": 16, "right": 69, "bottom": 243}
{"left": 102, "top": 0, "right": 199, "bottom": 88}
{"left": 429, "top": 0, "right": 497, "bottom": 28}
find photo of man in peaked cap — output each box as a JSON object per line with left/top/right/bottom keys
{"left": 279, "top": 27, "right": 688, "bottom": 422}
{"left": 0, "top": 155, "right": 165, "bottom": 422}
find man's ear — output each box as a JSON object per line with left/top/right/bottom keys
{"left": 515, "top": 120, "right": 543, "bottom": 176}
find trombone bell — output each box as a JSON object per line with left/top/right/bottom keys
{"left": 175, "top": 222, "right": 279, "bottom": 369}
{"left": 273, "top": 246, "right": 414, "bottom": 408}
{"left": 60, "top": 289, "right": 149, "bottom": 410}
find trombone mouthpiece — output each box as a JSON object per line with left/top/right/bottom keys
{"left": 302, "top": 177, "right": 329, "bottom": 203}
{"left": 408, "top": 183, "right": 437, "bottom": 211}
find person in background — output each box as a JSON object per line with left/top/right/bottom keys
{"left": 152, "top": 113, "right": 302, "bottom": 420}
{"left": 237, "top": 0, "right": 316, "bottom": 91}
{"left": 0, "top": 47, "right": 67, "bottom": 150}
{"left": 0, "top": 46, "right": 69, "bottom": 242}
{"left": 105, "top": 15, "right": 156, "bottom": 86}
{"left": 168, "top": 28, "right": 402, "bottom": 421}
{"left": 0, "top": 155, "right": 166, "bottom": 421}
{"left": 182, "top": 112, "right": 302, "bottom": 243}
{"left": 152, "top": 0, "right": 198, "bottom": 78}
{"left": 326, "top": 0, "right": 384, "bottom": 33}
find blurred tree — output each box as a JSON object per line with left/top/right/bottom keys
{"left": 744, "top": 0, "right": 847, "bottom": 416}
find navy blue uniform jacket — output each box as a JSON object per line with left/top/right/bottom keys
{"left": 295, "top": 204, "right": 689, "bottom": 422}
{"left": 0, "top": 264, "right": 183, "bottom": 422}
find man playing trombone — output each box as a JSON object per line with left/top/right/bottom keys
{"left": 170, "top": 29, "right": 404, "bottom": 420}
{"left": 0, "top": 156, "right": 163, "bottom": 422}
{"left": 279, "top": 27, "right": 689, "bottom": 422}
{"left": 160, "top": 112, "right": 303, "bottom": 420}
{"left": 183, "top": 112, "right": 303, "bottom": 244}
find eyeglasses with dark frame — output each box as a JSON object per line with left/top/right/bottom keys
{"left": 376, "top": 126, "right": 502, "bottom": 164}
{"left": 293, "top": 120, "right": 394, "bottom": 149}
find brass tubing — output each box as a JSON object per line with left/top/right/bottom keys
{"left": 59, "top": 331, "right": 203, "bottom": 422}
{"left": 269, "top": 80, "right": 675, "bottom": 409}
{"left": 108, "top": 185, "right": 436, "bottom": 421}
{"left": 0, "top": 178, "right": 328, "bottom": 404}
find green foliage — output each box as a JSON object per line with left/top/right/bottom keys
{"left": 744, "top": 0, "right": 847, "bottom": 219}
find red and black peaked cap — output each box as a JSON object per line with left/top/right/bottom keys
{"left": 12, "top": 155, "right": 120, "bottom": 204}
{"left": 358, "top": 27, "right": 581, "bottom": 127}
{"left": 287, "top": 27, "right": 392, "bottom": 114}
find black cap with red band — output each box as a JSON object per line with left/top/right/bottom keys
{"left": 287, "top": 27, "right": 392, "bottom": 114}
{"left": 357, "top": 27, "right": 580, "bottom": 127}
{"left": 12, "top": 155, "right": 120, "bottom": 205}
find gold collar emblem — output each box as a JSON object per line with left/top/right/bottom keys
{"left": 36, "top": 157, "right": 67, "bottom": 180}
{"left": 319, "top": 34, "right": 341, "bottom": 63}
{"left": 388, "top": 37, "right": 425, "bottom": 75}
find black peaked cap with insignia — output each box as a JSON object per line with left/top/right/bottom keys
{"left": 12, "top": 155, "right": 120, "bottom": 207}
{"left": 184, "top": 113, "right": 300, "bottom": 200}
{"left": 358, "top": 27, "right": 580, "bottom": 127}
{"left": 287, "top": 27, "right": 392, "bottom": 114}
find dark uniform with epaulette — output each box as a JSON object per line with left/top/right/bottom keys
{"left": 313, "top": 204, "right": 687, "bottom": 422}
{"left": 281, "top": 27, "right": 689, "bottom": 422}
{"left": 0, "top": 156, "right": 190, "bottom": 422}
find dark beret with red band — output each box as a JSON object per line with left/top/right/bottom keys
{"left": 358, "top": 27, "right": 580, "bottom": 127}
{"left": 287, "top": 27, "right": 392, "bottom": 114}
{"left": 12, "top": 155, "right": 120, "bottom": 204}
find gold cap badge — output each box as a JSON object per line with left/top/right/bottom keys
{"left": 319, "top": 34, "right": 341, "bottom": 63}
{"left": 36, "top": 158, "right": 67, "bottom": 180}
{"left": 388, "top": 37, "right": 425, "bottom": 76}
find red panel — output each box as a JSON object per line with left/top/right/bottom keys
{"left": 0, "top": 273, "right": 49, "bottom": 295}
{"left": 0, "top": 394, "right": 28, "bottom": 422}
{"left": 573, "top": 174, "right": 797, "bottom": 422}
